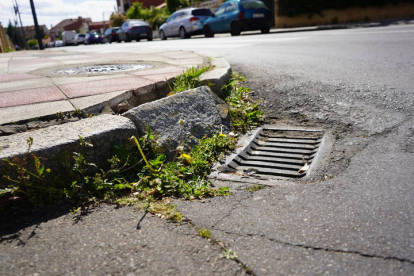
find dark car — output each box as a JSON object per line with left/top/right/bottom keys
{"left": 203, "top": 0, "right": 270, "bottom": 37}
{"left": 159, "top": 8, "right": 213, "bottom": 40}
{"left": 84, "top": 32, "right": 103, "bottom": 45}
{"left": 117, "top": 20, "right": 153, "bottom": 42}
{"left": 103, "top": 27, "right": 120, "bottom": 43}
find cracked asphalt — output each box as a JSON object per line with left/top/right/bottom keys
{"left": 1, "top": 23, "right": 414, "bottom": 275}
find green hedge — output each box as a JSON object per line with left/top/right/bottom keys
{"left": 278, "top": 0, "right": 414, "bottom": 17}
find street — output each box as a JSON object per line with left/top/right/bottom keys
{"left": 2, "top": 24, "right": 414, "bottom": 275}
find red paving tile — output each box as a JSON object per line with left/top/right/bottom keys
{"left": 0, "top": 86, "right": 66, "bottom": 108}
{"left": 141, "top": 73, "right": 181, "bottom": 83}
{"left": 59, "top": 76, "right": 154, "bottom": 98}
{"left": 130, "top": 66, "right": 183, "bottom": 77}
{"left": 0, "top": 73, "right": 41, "bottom": 83}
{"left": 9, "top": 58, "right": 43, "bottom": 65}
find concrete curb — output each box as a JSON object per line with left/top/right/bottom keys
{"left": 201, "top": 57, "right": 231, "bottom": 97}
{"left": 0, "top": 57, "right": 232, "bottom": 179}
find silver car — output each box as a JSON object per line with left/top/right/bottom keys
{"left": 74, "top": 34, "right": 86, "bottom": 45}
{"left": 159, "top": 7, "right": 213, "bottom": 40}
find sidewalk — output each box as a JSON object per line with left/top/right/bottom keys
{"left": 0, "top": 49, "right": 206, "bottom": 125}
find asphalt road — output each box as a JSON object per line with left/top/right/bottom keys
{"left": 2, "top": 24, "right": 414, "bottom": 275}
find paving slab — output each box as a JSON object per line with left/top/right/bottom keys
{"left": 0, "top": 86, "right": 66, "bottom": 108}
{"left": 59, "top": 76, "right": 153, "bottom": 98}
{"left": 0, "top": 100, "right": 74, "bottom": 125}
{"left": 0, "top": 73, "right": 41, "bottom": 82}
{"left": 0, "top": 78, "right": 54, "bottom": 93}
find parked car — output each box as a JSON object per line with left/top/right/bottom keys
{"left": 159, "top": 7, "right": 213, "bottom": 40}
{"left": 203, "top": 0, "right": 270, "bottom": 37}
{"left": 84, "top": 32, "right": 103, "bottom": 45}
{"left": 117, "top": 20, "right": 153, "bottom": 42}
{"left": 62, "top": 31, "right": 76, "bottom": 46}
{"left": 103, "top": 27, "right": 120, "bottom": 43}
{"left": 54, "top": 40, "right": 63, "bottom": 47}
{"left": 74, "top": 34, "right": 86, "bottom": 45}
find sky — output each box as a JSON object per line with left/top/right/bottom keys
{"left": 0, "top": 0, "right": 117, "bottom": 29}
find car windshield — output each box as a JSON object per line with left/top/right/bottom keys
{"left": 192, "top": 9, "right": 212, "bottom": 16}
{"left": 241, "top": 0, "right": 267, "bottom": 9}
{"left": 78, "top": 34, "right": 85, "bottom": 38}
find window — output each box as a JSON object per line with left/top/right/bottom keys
{"left": 226, "top": 2, "right": 238, "bottom": 12}
{"left": 192, "top": 9, "right": 212, "bottom": 16}
{"left": 215, "top": 3, "right": 228, "bottom": 16}
{"left": 241, "top": 0, "right": 267, "bottom": 9}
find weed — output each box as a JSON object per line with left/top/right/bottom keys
{"left": 55, "top": 111, "right": 66, "bottom": 121}
{"left": 72, "top": 109, "right": 86, "bottom": 119}
{"left": 168, "top": 66, "right": 211, "bottom": 95}
{"left": 222, "top": 72, "right": 265, "bottom": 133}
{"left": 221, "top": 248, "right": 238, "bottom": 260}
{"left": 134, "top": 198, "right": 184, "bottom": 222}
{"left": 114, "top": 196, "right": 140, "bottom": 206}
{"left": 196, "top": 228, "right": 212, "bottom": 239}
{"left": 70, "top": 206, "right": 81, "bottom": 214}
{"left": 245, "top": 185, "right": 265, "bottom": 192}
{"left": 1, "top": 137, "right": 64, "bottom": 206}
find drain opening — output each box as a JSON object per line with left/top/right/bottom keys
{"left": 216, "top": 127, "right": 326, "bottom": 180}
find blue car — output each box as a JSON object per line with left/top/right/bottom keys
{"left": 203, "top": 0, "right": 270, "bottom": 37}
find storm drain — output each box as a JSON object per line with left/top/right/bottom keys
{"left": 53, "top": 63, "right": 155, "bottom": 75}
{"left": 214, "top": 127, "right": 328, "bottom": 180}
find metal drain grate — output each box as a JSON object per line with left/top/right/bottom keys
{"left": 221, "top": 127, "right": 325, "bottom": 179}
{"left": 53, "top": 63, "right": 155, "bottom": 75}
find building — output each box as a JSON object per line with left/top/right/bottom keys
{"left": 63, "top": 17, "right": 92, "bottom": 34}
{"left": 49, "top": 17, "right": 92, "bottom": 40}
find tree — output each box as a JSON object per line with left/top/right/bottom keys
{"left": 126, "top": 2, "right": 144, "bottom": 19}
{"left": 124, "top": 3, "right": 169, "bottom": 29}
{"left": 109, "top": 12, "right": 126, "bottom": 27}
{"left": 166, "top": 0, "right": 189, "bottom": 14}
{"left": 6, "top": 20, "right": 23, "bottom": 48}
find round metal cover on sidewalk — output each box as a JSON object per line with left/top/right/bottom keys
{"left": 53, "top": 63, "right": 155, "bottom": 75}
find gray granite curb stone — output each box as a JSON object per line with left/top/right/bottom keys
{"left": 201, "top": 57, "right": 231, "bottom": 97}
{"left": 0, "top": 115, "right": 137, "bottom": 179}
{"left": 123, "top": 86, "right": 231, "bottom": 159}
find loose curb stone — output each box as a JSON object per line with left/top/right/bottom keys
{"left": 0, "top": 114, "right": 137, "bottom": 178}
{"left": 123, "top": 86, "right": 230, "bottom": 158}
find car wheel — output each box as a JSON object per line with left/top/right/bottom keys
{"left": 136, "top": 38, "right": 140, "bottom": 42}
{"left": 160, "top": 30, "right": 167, "bottom": 40}
{"left": 125, "top": 34, "right": 131, "bottom": 42}
{"left": 261, "top": 28, "right": 270, "bottom": 34}
{"left": 148, "top": 36, "right": 153, "bottom": 41}
{"left": 203, "top": 25, "right": 214, "bottom": 38}
{"left": 230, "top": 22, "right": 241, "bottom": 36}
{"left": 180, "top": 27, "right": 189, "bottom": 39}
